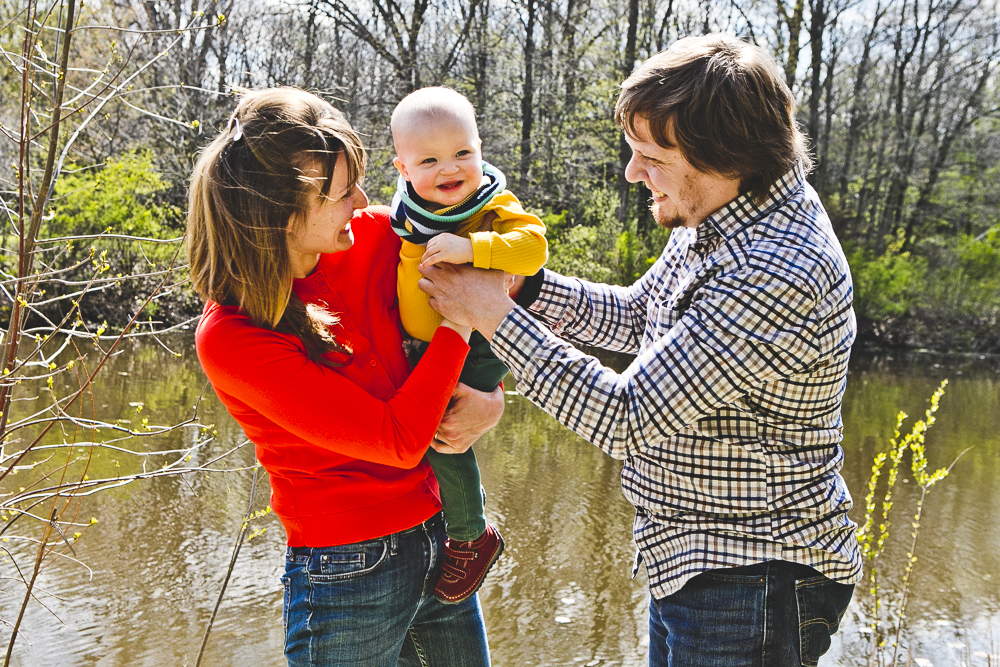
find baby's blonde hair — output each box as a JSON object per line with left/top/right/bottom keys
{"left": 390, "top": 87, "right": 479, "bottom": 143}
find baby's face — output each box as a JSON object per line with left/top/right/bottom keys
{"left": 393, "top": 115, "right": 484, "bottom": 209}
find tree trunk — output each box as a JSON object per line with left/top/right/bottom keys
{"left": 617, "top": 0, "right": 639, "bottom": 223}
{"left": 518, "top": 0, "right": 537, "bottom": 188}
{"left": 777, "top": 0, "right": 806, "bottom": 87}
{"left": 837, "top": 1, "right": 883, "bottom": 220}
{"left": 806, "top": 0, "right": 826, "bottom": 146}
{"left": 901, "top": 60, "right": 993, "bottom": 251}
{"left": 304, "top": 0, "right": 318, "bottom": 88}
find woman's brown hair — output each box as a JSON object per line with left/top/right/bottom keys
{"left": 187, "top": 87, "right": 365, "bottom": 363}
{"left": 615, "top": 34, "right": 811, "bottom": 203}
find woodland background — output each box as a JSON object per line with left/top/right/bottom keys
{"left": 3, "top": 0, "right": 1000, "bottom": 351}
{"left": 1, "top": 2, "right": 998, "bottom": 664}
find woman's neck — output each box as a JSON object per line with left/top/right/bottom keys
{"left": 290, "top": 252, "right": 320, "bottom": 279}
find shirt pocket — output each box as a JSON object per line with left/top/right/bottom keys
{"left": 649, "top": 287, "right": 682, "bottom": 341}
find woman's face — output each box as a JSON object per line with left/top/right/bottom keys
{"left": 287, "top": 159, "right": 368, "bottom": 279}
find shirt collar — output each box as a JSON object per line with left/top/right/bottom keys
{"left": 696, "top": 161, "right": 806, "bottom": 246}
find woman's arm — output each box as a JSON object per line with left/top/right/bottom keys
{"left": 197, "top": 309, "right": 470, "bottom": 469}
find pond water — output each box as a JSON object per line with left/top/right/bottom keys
{"left": 1, "top": 337, "right": 999, "bottom": 666}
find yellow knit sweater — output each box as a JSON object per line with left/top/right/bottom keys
{"left": 398, "top": 190, "right": 548, "bottom": 342}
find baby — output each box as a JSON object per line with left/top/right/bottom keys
{"left": 390, "top": 87, "right": 548, "bottom": 604}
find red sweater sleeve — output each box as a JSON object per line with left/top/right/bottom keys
{"left": 197, "top": 311, "right": 469, "bottom": 469}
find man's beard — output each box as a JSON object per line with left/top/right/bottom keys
{"left": 651, "top": 200, "right": 685, "bottom": 230}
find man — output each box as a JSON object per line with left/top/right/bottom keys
{"left": 421, "top": 34, "right": 861, "bottom": 665}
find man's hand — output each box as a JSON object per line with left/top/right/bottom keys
{"left": 420, "top": 233, "right": 474, "bottom": 269}
{"left": 418, "top": 263, "right": 515, "bottom": 339}
{"left": 432, "top": 382, "right": 504, "bottom": 454}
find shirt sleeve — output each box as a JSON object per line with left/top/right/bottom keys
{"left": 469, "top": 191, "right": 548, "bottom": 274}
{"left": 397, "top": 239, "right": 441, "bottom": 342}
{"left": 519, "top": 252, "right": 670, "bottom": 355}
{"left": 197, "top": 316, "right": 469, "bottom": 469}
{"left": 491, "top": 266, "right": 826, "bottom": 461}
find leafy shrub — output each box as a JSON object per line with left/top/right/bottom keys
{"left": 847, "top": 244, "right": 927, "bottom": 324}
{"left": 957, "top": 231, "right": 1000, "bottom": 284}
{"left": 544, "top": 185, "right": 668, "bottom": 286}
{"left": 29, "top": 151, "right": 193, "bottom": 327}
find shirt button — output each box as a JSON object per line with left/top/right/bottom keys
{"left": 321, "top": 286, "right": 329, "bottom": 292}
{"left": 369, "top": 360, "right": 377, "bottom": 367}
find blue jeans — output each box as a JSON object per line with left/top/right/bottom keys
{"left": 282, "top": 513, "right": 491, "bottom": 667}
{"left": 648, "top": 560, "right": 854, "bottom": 667}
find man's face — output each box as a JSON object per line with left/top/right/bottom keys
{"left": 623, "top": 116, "right": 741, "bottom": 229}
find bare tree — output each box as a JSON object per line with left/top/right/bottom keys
{"left": 0, "top": 3, "right": 237, "bottom": 661}
{"left": 317, "top": 0, "right": 484, "bottom": 96}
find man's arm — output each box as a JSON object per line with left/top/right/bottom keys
{"left": 520, "top": 235, "right": 685, "bottom": 353}
{"left": 421, "top": 249, "right": 671, "bottom": 356}
{"left": 519, "top": 268, "right": 657, "bottom": 354}
{"left": 421, "top": 261, "right": 842, "bottom": 460}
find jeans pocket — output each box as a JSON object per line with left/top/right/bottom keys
{"left": 307, "top": 538, "right": 390, "bottom": 583}
{"left": 796, "top": 575, "right": 855, "bottom": 667}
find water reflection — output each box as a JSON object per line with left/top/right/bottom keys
{"left": 830, "top": 352, "right": 1000, "bottom": 666}
{"left": 1, "top": 341, "right": 999, "bottom": 666}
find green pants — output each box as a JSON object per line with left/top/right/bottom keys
{"left": 422, "top": 330, "right": 508, "bottom": 542}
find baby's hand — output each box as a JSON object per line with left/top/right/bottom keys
{"left": 420, "top": 233, "right": 474, "bottom": 269}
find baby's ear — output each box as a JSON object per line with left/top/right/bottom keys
{"left": 392, "top": 157, "right": 409, "bottom": 180}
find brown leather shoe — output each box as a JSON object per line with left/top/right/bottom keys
{"left": 433, "top": 524, "right": 505, "bottom": 604}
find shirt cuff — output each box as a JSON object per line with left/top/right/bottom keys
{"left": 470, "top": 232, "right": 492, "bottom": 269}
{"left": 513, "top": 269, "right": 545, "bottom": 308}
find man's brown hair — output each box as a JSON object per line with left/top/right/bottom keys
{"left": 615, "top": 33, "right": 811, "bottom": 203}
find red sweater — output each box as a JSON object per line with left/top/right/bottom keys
{"left": 195, "top": 207, "right": 469, "bottom": 546}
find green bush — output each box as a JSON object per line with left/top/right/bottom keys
{"left": 49, "top": 150, "right": 181, "bottom": 243}
{"left": 544, "top": 186, "right": 667, "bottom": 286}
{"left": 848, "top": 244, "right": 927, "bottom": 323}
{"left": 30, "top": 151, "right": 192, "bottom": 327}
{"left": 957, "top": 231, "right": 1000, "bottom": 284}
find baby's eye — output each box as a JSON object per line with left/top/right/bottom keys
{"left": 456, "top": 150, "right": 471, "bottom": 157}
{"left": 421, "top": 157, "right": 437, "bottom": 165}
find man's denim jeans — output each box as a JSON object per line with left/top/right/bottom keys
{"left": 648, "top": 560, "right": 854, "bottom": 667}
{"left": 282, "top": 513, "right": 490, "bottom": 667}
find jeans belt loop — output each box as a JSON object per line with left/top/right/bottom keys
{"left": 389, "top": 531, "right": 398, "bottom": 556}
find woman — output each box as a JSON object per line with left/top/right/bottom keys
{"left": 187, "top": 87, "right": 499, "bottom": 666}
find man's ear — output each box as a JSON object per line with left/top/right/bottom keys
{"left": 393, "top": 157, "right": 410, "bottom": 180}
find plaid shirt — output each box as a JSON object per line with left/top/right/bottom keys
{"left": 492, "top": 164, "right": 863, "bottom": 599}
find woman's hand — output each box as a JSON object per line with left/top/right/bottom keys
{"left": 431, "top": 382, "right": 504, "bottom": 454}
{"left": 438, "top": 317, "right": 472, "bottom": 342}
